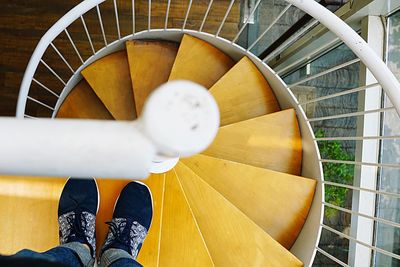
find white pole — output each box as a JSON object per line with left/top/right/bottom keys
{"left": 0, "top": 118, "right": 155, "bottom": 179}
{"left": 2, "top": 81, "right": 219, "bottom": 179}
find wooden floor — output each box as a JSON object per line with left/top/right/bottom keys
{"left": 0, "top": 0, "right": 81, "bottom": 116}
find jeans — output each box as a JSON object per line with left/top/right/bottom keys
{"left": 4, "top": 242, "right": 142, "bottom": 267}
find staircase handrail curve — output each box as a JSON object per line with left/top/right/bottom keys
{"left": 16, "top": 0, "right": 106, "bottom": 117}
{"left": 16, "top": 0, "right": 400, "bottom": 117}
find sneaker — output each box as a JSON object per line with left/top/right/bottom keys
{"left": 58, "top": 177, "right": 99, "bottom": 258}
{"left": 100, "top": 181, "right": 153, "bottom": 260}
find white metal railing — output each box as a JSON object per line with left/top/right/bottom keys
{"left": 9, "top": 0, "right": 400, "bottom": 266}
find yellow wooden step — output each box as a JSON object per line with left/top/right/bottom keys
{"left": 203, "top": 109, "right": 303, "bottom": 175}
{"left": 137, "top": 174, "right": 165, "bottom": 266}
{"left": 81, "top": 51, "right": 136, "bottom": 120}
{"left": 181, "top": 154, "right": 316, "bottom": 249}
{"left": 96, "top": 174, "right": 165, "bottom": 264}
{"left": 158, "top": 170, "right": 214, "bottom": 266}
{"left": 209, "top": 56, "right": 280, "bottom": 126}
{"left": 174, "top": 163, "right": 303, "bottom": 267}
{"left": 0, "top": 176, "right": 66, "bottom": 254}
{"left": 57, "top": 80, "right": 113, "bottom": 119}
{"left": 169, "top": 34, "right": 235, "bottom": 88}
{"left": 126, "top": 40, "right": 179, "bottom": 115}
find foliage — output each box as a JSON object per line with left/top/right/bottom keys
{"left": 315, "top": 129, "right": 355, "bottom": 218}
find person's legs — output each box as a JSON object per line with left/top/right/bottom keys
{"left": 56, "top": 177, "right": 99, "bottom": 266}
{"left": 98, "top": 181, "right": 153, "bottom": 267}
{"left": 9, "top": 244, "right": 84, "bottom": 266}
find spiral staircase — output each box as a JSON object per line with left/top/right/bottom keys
{"left": 1, "top": 0, "right": 400, "bottom": 266}
{"left": 56, "top": 33, "right": 316, "bottom": 266}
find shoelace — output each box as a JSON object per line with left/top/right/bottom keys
{"left": 65, "top": 195, "right": 88, "bottom": 243}
{"left": 105, "top": 219, "right": 132, "bottom": 252}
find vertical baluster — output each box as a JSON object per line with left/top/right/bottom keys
{"left": 32, "top": 78, "right": 60, "bottom": 98}
{"left": 200, "top": 0, "right": 214, "bottom": 32}
{"left": 40, "top": 59, "right": 66, "bottom": 86}
{"left": 27, "top": 96, "right": 55, "bottom": 111}
{"left": 182, "top": 0, "right": 193, "bottom": 30}
{"left": 247, "top": 4, "right": 292, "bottom": 51}
{"left": 132, "top": 0, "right": 136, "bottom": 34}
{"left": 65, "top": 29, "right": 84, "bottom": 64}
{"left": 50, "top": 43, "right": 75, "bottom": 73}
{"left": 148, "top": 0, "right": 152, "bottom": 30}
{"left": 165, "top": 0, "right": 171, "bottom": 30}
{"left": 80, "top": 15, "right": 96, "bottom": 55}
{"left": 96, "top": 5, "right": 108, "bottom": 46}
{"left": 216, "top": 0, "right": 236, "bottom": 36}
{"left": 232, "top": 0, "right": 262, "bottom": 43}
{"left": 113, "top": 0, "right": 121, "bottom": 39}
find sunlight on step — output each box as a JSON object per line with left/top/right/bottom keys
{"left": 0, "top": 176, "right": 66, "bottom": 254}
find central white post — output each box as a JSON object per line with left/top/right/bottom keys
{"left": 0, "top": 81, "right": 219, "bottom": 179}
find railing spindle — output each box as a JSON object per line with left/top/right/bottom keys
{"left": 182, "top": 0, "right": 193, "bottom": 30}
{"left": 321, "top": 224, "right": 400, "bottom": 261}
{"left": 50, "top": 43, "right": 75, "bottom": 73}
{"left": 148, "top": 0, "right": 151, "bottom": 30}
{"left": 199, "top": 0, "right": 214, "bottom": 32}
{"left": 216, "top": 0, "right": 236, "bottom": 36}
{"left": 32, "top": 78, "right": 60, "bottom": 98}
{"left": 64, "top": 29, "right": 84, "bottom": 64}
{"left": 113, "top": 0, "right": 121, "bottom": 39}
{"left": 96, "top": 5, "right": 108, "bottom": 46}
{"left": 232, "top": 0, "right": 262, "bottom": 43}
{"left": 298, "top": 83, "right": 379, "bottom": 106}
{"left": 132, "top": 0, "right": 135, "bottom": 33}
{"left": 247, "top": 4, "right": 292, "bottom": 51}
{"left": 307, "top": 107, "right": 394, "bottom": 122}
{"left": 164, "top": 0, "right": 171, "bottom": 29}
{"left": 40, "top": 59, "right": 66, "bottom": 86}
{"left": 27, "top": 96, "right": 55, "bottom": 111}
{"left": 80, "top": 15, "right": 96, "bottom": 54}
{"left": 288, "top": 58, "right": 360, "bottom": 88}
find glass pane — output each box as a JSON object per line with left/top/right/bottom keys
{"left": 286, "top": 43, "right": 363, "bottom": 266}
{"left": 374, "top": 10, "right": 400, "bottom": 267}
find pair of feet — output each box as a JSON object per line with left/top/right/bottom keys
{"left": 58, "top": 178, "right": 152, "bottom": 264}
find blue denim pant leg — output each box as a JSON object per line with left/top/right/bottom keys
{"left": 99, "top": 248, "right": 142, "bottom": 267}
{"left": 11, "top": 242, "right": 93, "bottom": 267}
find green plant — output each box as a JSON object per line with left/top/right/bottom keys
{"left": 315, "top": 129, "right": 355, "bottom": 218}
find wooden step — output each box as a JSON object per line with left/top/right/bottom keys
{"left": 158, "top": 170, "right": 214, "bottom": 266}
{"left": 174, "top": 163, "right": 303, "bottom": 267}
{"left": 57, "top": 80, "right": 113, "bottom": 119}
{"left": 81, "top": 51, "right": 136, "bottom": 120}
{"left": 181, "top": 154, "right": 316, "bottom": 249}
{"left": 0, "top": 176, "right": 66, "bottom": 254}
{"left": 203, "top": 109, "right": 303, "bottom": 175}
{"left": 126, "top": 40, "right": 179, "bottom": 115}
{"left": 169, "top": 34, "right": 235, "bottom": 88}
{"left": 209, "top": 56, "right": 280, "bottom": 126}
{"left": 96, "top": 174, "right": 165, "bottom": 265}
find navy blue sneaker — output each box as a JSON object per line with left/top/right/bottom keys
{"left": 100, "top": 181, "right": 153, "bottom": 259}
{"left": 58, "top": 178, "right": 99, "bottom": 258}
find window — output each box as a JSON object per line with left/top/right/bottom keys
{"left": 373, "top": 9, "right": 400, "bottom": 267}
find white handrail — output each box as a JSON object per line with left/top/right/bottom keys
{"left": 9, "top": 81, "right": 220, "bottom": 178}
